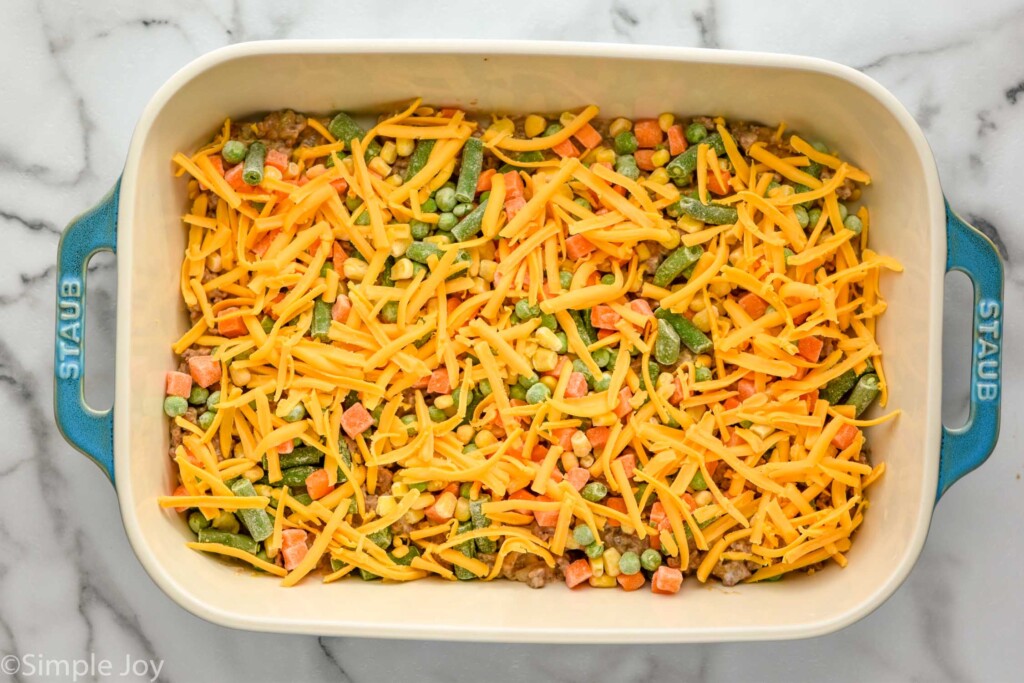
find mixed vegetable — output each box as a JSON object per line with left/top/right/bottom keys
{"left": 162, "top": 100, "right": 900, "bottom": 593}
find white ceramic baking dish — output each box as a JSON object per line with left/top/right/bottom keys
{"left": 54, "top": 41, "right": 1004, "bottom": 642}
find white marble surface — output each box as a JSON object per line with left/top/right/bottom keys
{"left": 2, "top": 0, "right": 1022, "bottom": 681}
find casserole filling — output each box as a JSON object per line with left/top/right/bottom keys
{"left": 160, "top": 101, "right": 900, "bottom": 593}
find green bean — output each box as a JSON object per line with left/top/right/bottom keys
{"left": 672, "top": 196, "right": 738, "bottom": 225}
{"left": 404, "top": 139, "right": 436, "bottom": 180}
{"left": 820, "top": 368, "right": 858, "bottom": 405}
{"left": 613, "top": 131, "right": 638, "bottom": 155}
{"left": 229, "top": 478, "right": 274, "bottom": 542}
{"left": 280, "top": 465, "right": 318, "bottom": 488}
{"left": 654, "top": 318, "right": 682, "bottom": 365}
{"left": 277, "top": 446, "right": 323, "bottom": 470}
{"left": 451, "top": 200, "right": 488, "bottom": 242}
{"left": 221, "top": 140, "right": 247, "bottom": 165}
{"left": 293, "top": 492, "right": 313, "bottom": 507}
{"left": 197, "top": 528, "right": 258, "bottom": 555}
{"left": 845, "top": 373, "right": 880, "bottom": 417}
{"left": 163, "top": 396, "right": 188, "bottom": 417}
{"left": 242, "top": 141, "right": 267, "bottom": 186}
{"left": 367, "top": 527, "right": 392, "bottom": 550}
{"left": 511, "top": 150, "right": 545, "bottom": 167}
{"left": 469, "top": 496, "right": 497, "bottom": 553}
{"left": 653, "top": 245, "right": 704, "bottom": 287}
{"left": 406, "top": 241, "right": 443, "bottom": 264}
{"left": 187, "top": 511, "right": 211, "bottom": 535}
{"left": 327, "top": 112, "right": 381, "bottom": 159}
{"left": 311, "top": 298, "right": 332, "bottom": 342}
{"left": 454, "top": 521, "right": 478, "bottom": 581}
{"left": 665, "top": 133, "right": 725, "bottom": 181}
{"left": 568, "top": 309, "right": 597, "bottom": 346}
{"left": 335, "top": 440, "right": 353, "bottom": 483}
{"left": 389, "top": 545, "right": 421, "bottom": 567}
{"left": 455, "top": 138, "right": 484, "bottom": 203}
{"left": 654, "top": 308, "right": 713, "bottom": 354}
{"left": 581, "top": 481, "right": 608, "bottom": 502}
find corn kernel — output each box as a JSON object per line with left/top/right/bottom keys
{"left": 368, "top": 156, "right": 392, "bottom": 177}
{"left": 390, "top": 258, "right": 414, "bottom": 280}
{"left": 651, "top": 149, "right": 671, "bottom": 167}
{"left": 677, "top": 216, "right": 704, "bottom": 234}
{"left": 750, "top": 423, "right": 774, "bottom": 439}
{"left": 432, "top": 491, "right": 458, "bottom": 519}
{"left": 243, "top": 466, "right": 263, "bottom": 482}
{"left": 649, "top": 167, "right": 670, "bottom": 185}
{"left": 415, "top": 106, "right": 435, "bottom": 116}
{"left": 540, "top": 375, "right": 558, "bottom": 391}
{"left": 523, "top": 341, "right": 539, "bottom": 358}
{"left": 609, "top": 117, "right": 632, "bottom": 137}
{"left": 592, "top": 412, "right": 618, "bottom": 427}
{"left": 387, "top": 173, "right": 404, "bottom": 187}
{"left": 229, "top": 364, "right": 251, "bottom": 386}
{"left": 658, "top": 113, "right": 675, "bottom": 132}
{"left": 376, "top": 495, "right": 396, "bottom": 517}
{"left": 475, "top": 429, "right": 496, "bottom": 448}
{"left": 564, "top": 533, "right": 581, "bottom": 551}
{"left": 342, "top": 157, "right": 355, "bottom": 172}
{"left": 469, "top": 277, "right": 487, "bottom": 295}
{"left": 425, "top": 234, "right": 451, "bottom": 246}
{"left": 488, "top": 118, "right": 515, "bottom": 137}
{"left": 455, "top": 497, "right": 472, "bottom": 522}
{"left": 686, "top": 406, "right": 705, "bottom": 423}
{"left": 571, "top": 430, "right": 592, "bottom": 459}
{"left": 379, "top": 140, "right": 397, "bottom": 165}
{"left": 603, "top": 548, "right": 622, "bottom": 577}
{"left": 596, "top": 147, "right": 617, "bottom": 165}
{"left": 396, "top": 137, "right": 415, "bottom": 156}
{"left": 689, "top": 297, "right": 706, "bottom": 312}
{"left": 524, "top": 114, "right": 547, "bottom": 138}
{"left": 696, "top": 354, "right": 711, "bottom": 368}
{"left": 456, "top": 425, "right": 475, "bottom": 443}
{"left": 695, "top": 490, "right": 714, "bottom": 506}
{"left": 559, "top": 111, "right": 576, "bottom": 127}
{"left": 692, "top": 309, "right": 711, "bottom": 332}
{"left": 636, "top": 243, "right": 651, "bottom": 261}
{"left": 589, "top": 555, "right": 605, "bottom": 578}
{"left": 411, "top": 493, "right": 436, "bottom": 510}
{"left": 434, "top": 394, "right": 455, "bottom": 411}
{"left": 534, "top": 327, "right": 562, "bottom": 351}
{"left": 206, "top": 252, "right": 222, "bottom": 273}
{"left": 391, "top": 482, "right": 410, "bottom": 496}
{"left": 479, "top": 259, "right": 498, "bottom": 283}
{"left": 263, "top": 165, "right": 283, "bottom": 182}
{"left": 710, "top": 280, "right": 732, "bottom": 298}
{"left": 285, "top": 162, "right": 300, "bottom": 179}
{"left": 390, "top": 237, "right": 412, "bottom": 258}
{"left": 404, "top": 508, "right": 426, "bottom": 524}
{"left": 389, "top": 224, "right": 412, "bottom": 241}
{"left": 580, "top": 454, "right": 595, "bottom": 468}
{"left": 342, "top": 258, "right": 368, "bottom": 282}
{"left": 589, "top": 574, "right": 617, "bottom": 588}
{"left": 560, "top": 450, "right": 579, "bottom": 472}
{"left": 532, "top": 349, "right": 558, "bottom": 373}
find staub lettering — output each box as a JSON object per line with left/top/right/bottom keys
{"left": 57, "top": 278, "right": 83, "bottom": 380}
{"left": 975, "top": 299, "right": 1001, "bottom": 401}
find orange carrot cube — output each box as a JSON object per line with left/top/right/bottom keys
{"left": 165, "top": 371, "right": 193, "bottom": 398}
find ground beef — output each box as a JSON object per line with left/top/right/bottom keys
{"left": 729, "top": 121, "right": 790, "bottom": 157}
{"left": 527, "top": 521, "right": 555, "bottom": 543}
{"left": 168, "top": 407, "right": 198, "bottom": 457}
{"left": 375, "top": 468, "right": 394, "bottom": 494}
{"left": 603, "top": 526, "right": 650, "bottom": 556}
{"left": 498, "top": 551, "right": 565, "bottom": 588}
{"left": 238, "top": 110, "right": 309, "bottom": 151}
{"left": 712, "top": 561, "right": 752, "bottom": 587}
{"left": 821, "top": 168, "right": 856, "bottom": 200}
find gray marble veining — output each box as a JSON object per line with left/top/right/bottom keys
{"left": 2, "top": 0, "right": 1022, "bottom": 681}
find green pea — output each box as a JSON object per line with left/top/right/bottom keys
{"left": 163, "top": 396, "right": 188, "bottom": 418}
{"left": 515, "top": 299, "right": 541, "bottom": 320}
{"left": 618, "top": 551, "right": 642, "bottom": 575}
{"left": 784, "top": 247, "right": 795, "bottom": 266}
{"left": 572, "top": 524, "right": 596, "bottom": 547}
{"left": 260, "top": 316, "right": 275, "bottom": 334}
{"left": 592, "top": 347, "right": 612, "bottom": 368}
{"left": 187, "top": 510, "right": 211, "bottom": 534}
{"left": 615, "top": 155, "right": 641, "bottom": 180}
{"left": 794, "top": 205, "right": 809, "bottom": 229}
{"left": 428, "top": 407, "right": 447, "bottom": 422}
{"left": 766, "top": 180, "right": 781, "bottom": 196}
{"left": 284, "top": 404, "right": 306, "bottom": 422}
{"left": 685, "top": 122, "right": 708, "bottom": 144}
{"left": 594, "top": 373, "right": 612, "bottom": 392}
{"left": 581, "top": 481, "right": 608, "bottom": 502}
{"left": 435, "top": 186, "right": 458, "bottom": 212}
{"left": 574, "top": 196, "right": 592, "bottom": 210}
{"left": 559, "top": 271, "right": 573, "bottom": 289}
{"left": 436, "top": 212, "right": 457, "bottom": 231}
{"left": 354, "top": 211, "right": 371, "bottom": 226}
{"left": 640, "top": 548, "right": 663, "bottom": 572}
{"left": 525, "top": 382, "right": 551, "bottom": 405}
{"left": 807, "top": 208, "right": 822, "bottom": 228}
{"left": 517, "top": 373, "right": 539, "bottom": 389}
{"left": 198, "top": 410, "right": 216, "bottom": 431}
{"left": 585, "top": 542, "right": 605, "bottom": 559}
{"left": 690, "top": 470, "right": 708, "bottom": 491}
{"left": 540, "top": 313, "right": 558, "bottom": 330}
{"left": 509, "top": 384, "right": 527, "bottom": 401}
{"left": 206, "top": 391, "right": 221, "bottom": 412}
{"left": 477, "top": 379, "right": 492, "bottom": 397}
{"left": 453, "top": 203, "right": 472, "bottom": 218}
{"left": 600, "top": 273, "right": 616, "bottom": 285}
{"left": 838, "top": 203, "right": 849, "bottom": 220}
{"left": 381, "top": 301, "right": 399, "bottom": 323}
{"left": 844, "top": 215, "right": 863, "bottom": 235}
{"left": 421, "top": 197, "right": 437, "bottom": 214}
{"left": 222, "top": 140, "right": 248, "bottom": 165}
{"left": 811, "top": 141, "right": 830, "bottom": 154}
{"left": 410, "top": 220, "right": 432, "bottom": 240}
{"left": 613, "top": 131, "right": 639, "bottom": 155}
{"left": 188, "top": 385, "right": 209, "bottom": 406}
{"left": 554, "top": 331, "right": 569, "bottom": 354}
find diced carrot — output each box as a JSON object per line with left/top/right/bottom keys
{"left": 802, "top": 390, "right": 818, "bottom": 413}
{"left": 707, "top": 168, "right": 732, "bottom": 195}
{"left": 552, "top": 138, "right": 579, "bottom": 158}
{"left": 737, "top": 378, "right": 756, "bottom": 401}
{"left": 614, "top": 387, "right": 633, "bottom": 418}
{"left": 330, "top": 178, "right": 349, "bottom": 194}
{"left": 504, "top": 195, "right": 527, "bottom": 220}
{"left": 737, "top": 292, "right": 768, "bottom": 319}
{"left": 171, "top": 485, "right": 189, "bottom": 513}
{"left": 597, "top": 329, "right": 615, "bottom": 340}
{"left": 224, "top": 163, "right": 246, "bottom": 190}
{"left": 187, "top": 355, "right": 222, "bottom": 389}
{"left": 634, "top": 149, "right": 656, "bottom": 171}
{"left": 831, "top": 422, "right": 861, "bottom": 450}
{"left": 649, "top": 532, "right": 662, "bottom": 551}
{"left": 706, "top": 460, "right": 719, "bottom": 477}
{"left": 331, "top": 294, "right": 352, "bottom": 323}
{"left": 616, "top": 452, "right": 636, "bottom": 479}
{"left": 476, "top": 168, "right": 497, "bottom": 193}
{"left": 633, "top": 120, "right": 664, "bottom": 148}
{"left": 411, "top": 375, "right": 430, "bottom": 390}
{"left": 549, "top": 467, "right": 564, "bottom": 484}
{"left": 165, "top": 371, "right": 193, "bottom": 398}
{"left": 573, "top": 122, "right": 603, "bottom": 150}
{"left": 552, "top": 428, "right": 575, "bottom": 451}
{"left": 439, "top": 107, "right": 460, "bottom": 118}
{"left": 565, "top": 372, "right": 588, "bottom": 398}
{"left": 651, "top": 565, "right": 683, "bottom": 594}
{"left": 565, "top": 467, "right": 590, "bottom": 491}
{"left": 277, "top": 439, "right": 294, "bottom": 455}
{"left": 503, "top": 170, "right": 524, "bottom": 198}
{"left": 340, "top": 403, "right": 374, "bottom": 438}
{"left": 590, "top": 304, "right": 622, "bottom": 330}
{"left": 650, "top": 501, "right": 667, "bottom": 528}
{"left": 265, "top": 148, "right": 290, "bottom": 171}
{"left": 508, "top": 489, "right": 536, "bottom": 513}
{"left": 617, "top": 572, "right": 646, "bottom": 592}
{"left": 727, "top": 429, "right": 745, "bottom": 447}
{"left": 667, "top": 124, "right": 687, "bottom": 156}
{"left": 282, "top": 528, "right": 307, "bottom": 546}
{"left": 252, "top": 229, "right": 279, "bottom": 258}
{"left": 534, "top": 505, "right": 560, "bottom": 528}
{"left": 792, "top": 366, "right": 808, "bottom": 380}
{"left": 682, "top": 492, "right": 697, "bottom": 511}
{"left": 793, "top": 311, "right": 810, "bottom": 326}
{"left": 281, "top": 530, "right": 309, "bottom": 570}
{"left": 427, "top": 368, "right": 451, "bottom": 394}
{"left": 529, "top": 444, "right": 548, "bottom": 463}
{"left": 544, "top": 355, "right": 570, "bottom": 378}
{"left": 305, "top": 468, "right": 335, "bottom": 500}
{"left": 670, "top": 378, "right": 684, "bottom": 405}
{"left": 565, "top": 234, "right": 596, "bottom": 260}
{"left": 216, "top": 307, "right": 247, "bottom": 338}
{"left": 586, "top": 426, "right": 611, "bottom": 449}
{"left": 629, "top": 298, "right": 654, "bottom": 319}
{"left": 564, "top": 558, "right": 594, "bottom": 588}
{"left": 797, "top": 336, "right": 824, "bottom": 363}
{"left": 332, "top": 241, "right": 348, "bottom": 271}
{"left": 605, "top": 497, "right": 627, "bottom": 527}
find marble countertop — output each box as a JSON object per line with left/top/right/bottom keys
{"left": 3, "top": 0, "right": 1022, "bottom": 680}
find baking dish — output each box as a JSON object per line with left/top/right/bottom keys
{"left": 53, "top": 41, "right": 1004, "bottom": 642}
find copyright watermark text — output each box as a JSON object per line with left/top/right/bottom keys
{"left": 1, "top": 653, "right": 164, "bottom": 681}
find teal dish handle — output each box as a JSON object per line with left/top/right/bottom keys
{"left": 938, "top": 203, "right": 1004, "bottom": 499}
{"left": 54, "top": 180, "right": 120, "bottom": 484}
